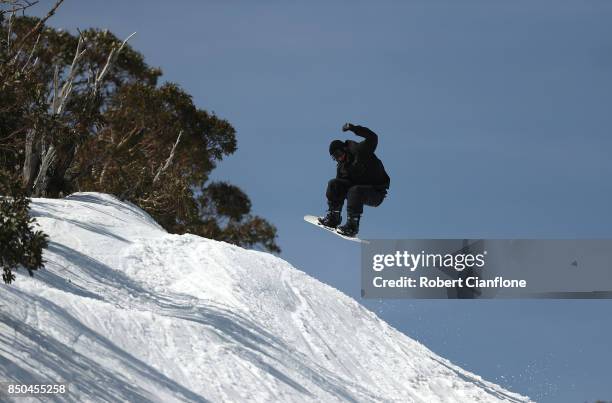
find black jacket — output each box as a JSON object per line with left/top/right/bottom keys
{"left": 337, "top": 126, "right": 390, "bottom": 189}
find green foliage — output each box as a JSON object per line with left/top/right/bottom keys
{"left": 0, "top": 171, "right": 48, "bottom": 284}
{"left": 0, "top": 14, "right": 280, "bottom": 253}
{"left": 200, "top": 182, "right": 280, "bottom": 253}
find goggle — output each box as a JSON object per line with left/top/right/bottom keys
{"left": 332, "top": 149, "right": 345, "bottom": 161}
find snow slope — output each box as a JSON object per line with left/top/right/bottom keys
{"left": 0, "top": 193, "right": 531, "bottom": 402}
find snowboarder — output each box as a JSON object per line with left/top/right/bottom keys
{"left": 318, "top": 123, "right": 390, "bottom": 237}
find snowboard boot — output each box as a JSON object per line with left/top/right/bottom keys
{"left": 318, "top": 209, "right": 342, "bottom": 228}
{"left": 337, "top": 213, "right": 360, "bottom": 237}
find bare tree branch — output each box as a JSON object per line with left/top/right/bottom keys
{"left": 20, "top": 31, "right": 40, "bottom": 73}
{"left": 51, "top": 64, "right": 59, "bottom": 111}
{"left": 12, "top": 0, "right": 62, "bottom": 55}
{"left": 116, "top": 127, "right": 145, "bottom": 152}
{"left": 153, "top": 130, "right": 183, "bottom": 185}
{"left": 54, "top": 35, "right": 86, "bottom": 114}
{"left": 6, "top": 11, "right": 14, "bottom": 51}
{"left": 94, "top": 31, "right": 136, "bottom": 95}
{"left": 0, "top": 1, "right": 38, "bottom": 17}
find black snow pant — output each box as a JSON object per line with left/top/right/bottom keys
{"left": 326, "top": 178, "right": 387, "bottom": 215}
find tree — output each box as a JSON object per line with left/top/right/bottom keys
{"left": 0, "top": 0, "right": 51, "bottom": 284}
{"left": 0, "top": 171, "right": 48, "bottom": 284}
{"left": 0, "top": 5, "right": 280, "bottom": 256}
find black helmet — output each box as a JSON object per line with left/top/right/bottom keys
{"left": 329, "top": 140, "right": 345, "bottom": 156}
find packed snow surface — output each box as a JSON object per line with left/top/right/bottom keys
{"left": 0, "top": 193, "right": 531, "bottom": 402}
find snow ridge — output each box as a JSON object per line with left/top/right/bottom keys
{"left": 0, "top": 192, "right": 531, "bottom": 402}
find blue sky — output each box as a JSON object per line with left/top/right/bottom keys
{"left": 33, "top": 1, "right": 612, "bottom": 401}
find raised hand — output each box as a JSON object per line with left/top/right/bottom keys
{"left": 342, "top": 123, "right": 354, "bottom": 132}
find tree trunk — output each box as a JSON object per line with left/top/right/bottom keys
{"left": 32, "top": 145, "right": 56, "bottom": 197}
{"left": 22, "top": 128, "right": 40, "bottom": 191}
{"left": 48, "top": 142, "right": 76, "bottom": 196}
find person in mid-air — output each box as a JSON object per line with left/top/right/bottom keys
{"left": 318, "top": 123, "right": 390, "bottom": 237}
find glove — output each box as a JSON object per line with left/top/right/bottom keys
{"left": 342, "top": 123, "right": 353, "bottom": 132}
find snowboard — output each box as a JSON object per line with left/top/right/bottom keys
{"left": 304, "top": 215, "right": 369, "bottom": 244}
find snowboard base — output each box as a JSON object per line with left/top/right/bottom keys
{"left": 304, "top": 215, "right": 369, "bottom": 244}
